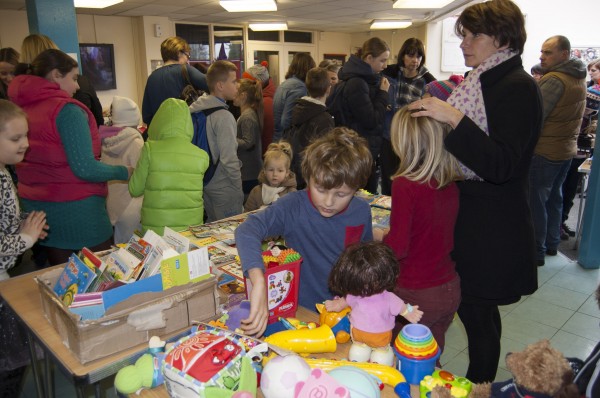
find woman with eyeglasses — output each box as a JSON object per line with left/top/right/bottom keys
{"left": 141, "top": 36, "right": 208, "bottom": 130}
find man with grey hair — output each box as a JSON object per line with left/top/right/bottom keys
{"left": 530, "top": 35, "right": 586, "bottom": 266}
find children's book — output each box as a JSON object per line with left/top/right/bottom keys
{"left": 105, "top": 247, "right": 141, "bottom": 281}
{"left": 53, "top": 254, "right": 98, "bottom": 306}
{"left": 160, "top": 246, "right": 211, "bottom": 289}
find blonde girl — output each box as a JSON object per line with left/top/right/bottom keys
{"left": 244, "top": 142, "right": 297, "bottom": 212}
{"left": 235, "top": 78, "right": 265, "bottom": 198}
{"left": 378, "top": 106, "right": 462, "bottom": 361}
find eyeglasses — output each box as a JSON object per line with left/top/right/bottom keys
{"left": 180, "top": 51, "right": 190, "bottom": 59}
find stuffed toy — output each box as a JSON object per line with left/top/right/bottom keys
{"left": 433, "top": 340, "right": 579, "bottom": 398}
{"left": 114, "top": 336, "right": 168, "bottom": 394}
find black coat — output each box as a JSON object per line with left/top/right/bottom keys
{"left": 444, "top": 55, "right": 543, "bottom": 304}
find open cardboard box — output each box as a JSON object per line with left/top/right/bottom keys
{"left": 35, "top": 267, "right": 218, "bottom": 364}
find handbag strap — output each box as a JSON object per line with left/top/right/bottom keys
{"left": 181, "top": 64, "right": 194, "bottom": 88}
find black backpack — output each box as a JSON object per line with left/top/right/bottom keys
{"left": 325, "top": 80, "right": 348, "bottom": 127}
{"left": 191, "top": 107, "right": 224, "bottom": 185}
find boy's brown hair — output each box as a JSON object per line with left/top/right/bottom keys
{"left": 305, "top": 67, "right": 330, "bottom": 98}
{"left": 160, "top": 36, "right": 190, "bottom": 62}
{"left": 301, "top": 127, "right": 372, "bottom": 190}
{"left": 0, "top": 99, "right": 27, "bottom": 132}
{"left": 207, "top": 60, "right": 237, "bottom": 93}
{"left": 329, "top": 241, "right": 399, "bottom": 297}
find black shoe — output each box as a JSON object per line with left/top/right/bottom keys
{"left": 562, "top": 223, "right": 576, "bottom": 237}
{"left": 560, "top": 227, "right": 569, "bottom": 241}
{"left": 537, "top": 259, "right": 545, "bottom": 266}
{"left": 546, "top": 248, "right": 557, "bottom": 256}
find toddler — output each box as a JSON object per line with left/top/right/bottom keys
{"left": 326, "top": 241, "right": 423, "bottom": 366}
{"left": 129, "top": 98, "right": 209, "bottom": 234}
{"left": 377, "top": 107, "right": 463, "bottom": 359}
{"left": 244, "top": 141, "right": 297, "bottom": 212}
{"left": 100, "top": 96, "right": 144, "bottom": 243}
{"left": 0, "top": 100, "right": 48, "bottom": 280}
{"left": 236, "top": 127, "right": 373, "bottom": 337}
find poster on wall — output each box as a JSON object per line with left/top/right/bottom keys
{"left": 79, "top": 43, "right": 116, "bottom": 91}
{"left": 323, "top": 54, "right": 346, "bottom": 66}
{"left": 571, "top": 47, "right": 600, "bottom": 65}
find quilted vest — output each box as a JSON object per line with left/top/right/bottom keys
{"left": 536, "top": 71, "right": 586, "bottom": 160}
{"left": 15, "top": 77, "right": 107, "bottom": 202}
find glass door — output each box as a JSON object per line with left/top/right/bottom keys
{"left": 246, "top": 42, "right": 282, "bottom": 86}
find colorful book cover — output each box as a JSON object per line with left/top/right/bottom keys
{"left": 53, "top": 254, "right": 97, "bottom": 306}
{"left": 105, "top": 247, "right": 141, "bottom": 281}
{"left": 160, "top": 246, "right": 211, "bottom": 289}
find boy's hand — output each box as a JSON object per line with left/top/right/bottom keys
{"left": 324, "top": 297, "right": 348, "bottom": 313}
{"left": 240, "top": 268, "right": 268, "bottom": 337}
{"left": 20, "top": 211, "right": 49, "bottom": 241}
{"left": 403, "top": 304, "right": 423, "bottom": 324}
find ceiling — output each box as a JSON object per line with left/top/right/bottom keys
{"left": 0, "top": 0, "right": 472, "bottom": 33}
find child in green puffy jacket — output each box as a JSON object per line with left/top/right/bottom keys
{"left": 129, "top": 98, "right": 209, "bottom": 235}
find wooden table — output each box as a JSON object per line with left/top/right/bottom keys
{"left": 0, "top": 266, "right": 189, "bottom": 398}
{"left": 133, "top": 307, "right": 419, "bottom": 398}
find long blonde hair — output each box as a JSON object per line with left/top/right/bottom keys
{"left": 390, "top": 107, "right": 462, "bottom": 188}
{"left": 21, "top": 34, "right": 58, "bottom": 64}
{"left": 237, "top": 78, "right": 264, "bottom": 130}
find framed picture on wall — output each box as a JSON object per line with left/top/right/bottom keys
{"left": 571, "top": 46, "right": 600, "bottom": 65}
{"left": 79, "top": 43, "right": 116, "bottom": 90}
{"left": 323, "top": 53, "right": 346, "bottom": 66}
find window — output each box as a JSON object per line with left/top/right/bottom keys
{"left": 214, "top": 26, "right": 244, "bottom": 77}
{"left": 284, "top": 31, "right": 312, "bottom": 44}
{"left": 176, "top": 24, "right": 210, "bottom": 65}
{"left": 248, "top": 29, "right": 280, "bottom": 42}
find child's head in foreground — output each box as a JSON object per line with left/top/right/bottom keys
{"left": 391, "top": 107, "right": 462, "bottom": 189}
{"left": 301, "top": 127, "right": 372, "bottom": 218}
{"left": 207, "top": 60, "right": 238, "bottom": 100}
{"left": 0, "top": 99, "right": 28, "bottom": 169}
{"left": 263, "top": 141, "right": 293, "bottom": 188}
{"left": 329, "top": 241, "right": 399, "bottom": 297}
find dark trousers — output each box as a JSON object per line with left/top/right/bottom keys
{"left": 379, "top": 139, "right": 399, "bottom": 196}
{"left": 457, "top": 301, "right": 502, "bottom": 383}
{"left": 561, "top": 156, "right": 587, "bottom": 223}
{"left": 45, "top": 237, "right": 113, "bottom": 266}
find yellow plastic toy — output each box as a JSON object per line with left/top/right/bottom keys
{"left": 264, "top": 324, "right": 337, "bottom": 354}
{"left": 315, "top": 303, "right": 351, "bottom": 344}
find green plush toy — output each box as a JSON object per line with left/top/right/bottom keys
{"left": 203, "top": 356, "right": 257, "bottom": 398}
{"left": 114, "top": 353, "right": 158, "bottom": 394}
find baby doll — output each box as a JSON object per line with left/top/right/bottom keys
{"left": 325, "top": 241, "right": 423, "bottom": 366}
{"left": 244, "top": 141, "right": 297, "bottom": 212}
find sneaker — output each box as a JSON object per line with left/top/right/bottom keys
{"left": 560, "top": 227, "right": 569, "bottom": 241}
{"left": 546, "top": 248, "right": 558, "bottom": 256}
{"left": 562, "top": 223, "right": 576, "bottom": 237}
{"left": 537, "top": 259, "right": 545, "bottom": 267}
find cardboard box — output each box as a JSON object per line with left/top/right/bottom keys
{"left": 245, "top": 252, "right": 302, "bottom": 324}
{"left": 35, "top": 268, "right": 218, "bottom": 364}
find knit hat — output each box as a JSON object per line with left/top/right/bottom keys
{"left": 586, "top": 85, "right": 600, "bottom": 113}
{"left": 111, "top": 96, "right": 141, "bottom": 127}
{"left": 242, "top": 61, "right": 270, "bottom": 84}
{"left": 425, "top": 75, "right": 465, "bottom": 101}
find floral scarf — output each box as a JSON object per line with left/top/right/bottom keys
{"left": 447, "top": 48, "right": 518, "bottom": 180}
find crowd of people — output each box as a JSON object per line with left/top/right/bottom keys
{"left": 1, "top": 0, "right": 599, "bottom": 394}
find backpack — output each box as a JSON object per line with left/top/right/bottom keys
{"left": 180, "top": 64, "right": 204, "bottom": 106}
{"left": 191, "top": 107, "right": 224, "bottom": 185}
{"left": 325, "top": 80, "right": 348, "bottom": 127}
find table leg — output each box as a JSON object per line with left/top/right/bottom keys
{"left": 44, "top": 354, "right": 54, "bottom": 398}
{"left": 95, "top": 382, "right": 102, "bottom": 397}
{"left": 573, "top": 174, "right": 587, "bottom": 250}
{"left": 27, "top": 332, "right": 45, "bottom": 398}
{"left": 76, "top": 384, "right": 87, "bottom": 398}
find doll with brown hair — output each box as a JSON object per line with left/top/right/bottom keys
{"left": 325, "top": 241, "right": 423, "bottom": 366}
{"left": 244, "top": 141, "right": 297, "bottom": 212}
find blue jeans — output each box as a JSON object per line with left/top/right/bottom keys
{"left": 529, "top": 155, "right": 572, "bottom": 260}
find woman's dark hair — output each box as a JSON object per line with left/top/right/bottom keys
{"left": 31, "top": 49, "right": 78, "bottom": 78}
{"left": 397, "top": 38, "right": 426, "bottom": 69}
{"left": 328, "top": 241, "right": 399, "bottom": 297}
{"left": 455, "top": 0, "right": 526, "bottom": 55}
{"left": 285, "top": 52, "right": 316, "bottom": 81}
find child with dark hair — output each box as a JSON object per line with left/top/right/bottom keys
{"left": 236, "top": 127, "right": 373, "bottom": 337}
{"left": 325, "top": 241, "right": 423, "bottom": 366}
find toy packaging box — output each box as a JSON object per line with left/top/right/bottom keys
{"left": 244, "top": 248, "right": 302, "bottom": 324}
{"left": 35, "top": 267, "right": 218, "bottom": 364}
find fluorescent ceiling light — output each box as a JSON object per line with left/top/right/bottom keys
{"left": 74, "top": 0, "right": 123, "bottom": 8}
{"left": 393, "top": 0, "right": 454, "bottom": 8}
{"left": 249, "top": 22, "right": 288, "bottom": 31}
{"left": 370, "top": 20, "right": 412, "bottom": 30}
{"left": 220, "top": 0, "right": 277, "bottom": 12}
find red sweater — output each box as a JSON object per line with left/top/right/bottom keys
{"left": 383, "top": 177, "right": 459, "bottom": 289}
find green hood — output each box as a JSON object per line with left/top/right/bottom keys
{"left": 148, "top": 98, "right": 193, "bottom": 142}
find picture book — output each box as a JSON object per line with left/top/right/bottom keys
{"left": 163, "top": 226, "right": 191, "bottom": 254}
{"left": 105, "top": 247, "right": 141, "bottom": 281}
{"left": 160, "top": 246, "right": 211, "bottom": 289}
{"left": 53, "top": 254, "right": 97, "bottom": 306}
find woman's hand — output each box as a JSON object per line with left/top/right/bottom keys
{"left": 380, "top": 76, "right": 390, "bottom": 92}
{"left": 240, "top": 268, "right": 269, "bottom": 337}
{"left": 20, "top": 211, "right": 49, "bottom": 241}
{"left": 407, "top": 97, "right": 465, "bottom": 129}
